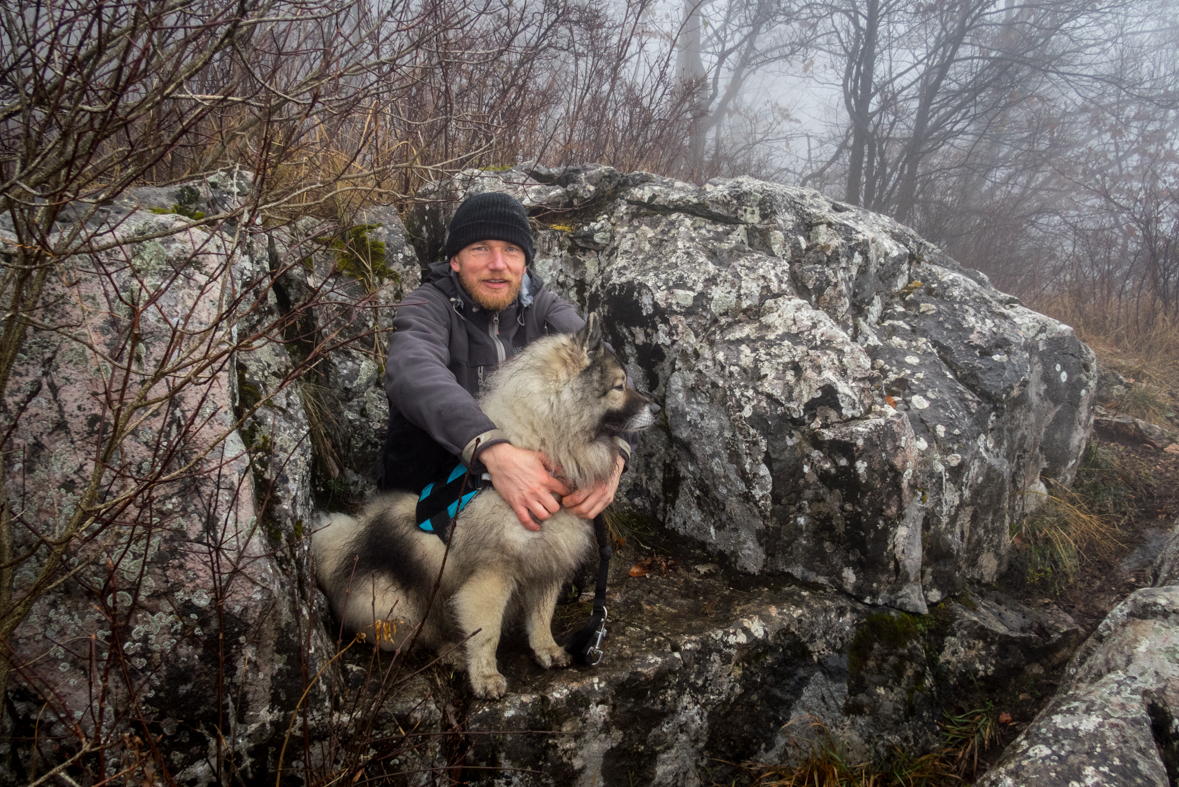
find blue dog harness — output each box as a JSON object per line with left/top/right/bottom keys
{"left": 416, "top": 463, "right": 489, "bottom": 542}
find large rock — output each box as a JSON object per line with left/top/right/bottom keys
{"left": 407, "top": 165, "right": 1098, "bottom": 613}
{"left": 0, "top": 194, "right": 305, "bottom": 783}
{"left": 240, "top": 205, "right": 420, "bottom": 510}
{"left": 0, "top": 178, "right": 419, "bottom": 784}
{"left": 1, "top": 163, "right": 1099, "bottom": 783}
{"left": 429, "top": 565, "right": 1079, "bottom": 785}
{"left": 979, "top": 517, "right": 1179, "bottom": 787}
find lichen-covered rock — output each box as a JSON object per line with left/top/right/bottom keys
{"left": 0, "top": 171, "right": 425, "bottom": 782}
{"left": 454, "top": 568, "right": 1082, "bottom": 786}
{"left": 408, "top": 165, "right": 1098, "bottom": 613}
{"left": 935, "top": 591, "right": 1081, "bottom": 696}
{"left": 977, "top": 518, "right": 1179, "bottom": 786}
{"left": 261, "top": 207, "right": 420, "bottom": 502}
{"left": 0, "top": 163, "right": 1102, "bottom": 782}
{"left": 462, "top": 572, "right": 913, "bottom": 786}
{"left": 0, "top": 184, "right": 314, "bottom": 784}
{"left": 978, "top": 582, "right": 1179, "bottom": 787}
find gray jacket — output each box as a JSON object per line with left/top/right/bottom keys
{"left": 383, "top": 262, "right": 585, "bottom": 481}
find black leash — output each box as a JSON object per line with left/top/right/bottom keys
{"left": 566, "top": 513, "right": 612, "bottom": 666}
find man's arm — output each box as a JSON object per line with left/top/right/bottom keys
{"left": 386, "top": 284, "right": 568, "bottom": 529}
{"left": 385, "top": 292, "right": 499, "bottom": 460}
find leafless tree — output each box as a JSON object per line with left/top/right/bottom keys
{"left": 0, "top": 0, "right": 628, "bottom": 780}
{"left": 808, "top": 0, "right": 1126, "bottom": 224}
{"left": 675, "top": 0, "right": 818, "bottom": 181}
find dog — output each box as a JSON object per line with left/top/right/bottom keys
{"left": 312, "top": 315, "right": 659, "bottom": 698}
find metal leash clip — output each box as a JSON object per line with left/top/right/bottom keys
{"left": 587, "top": 607, "right": 608, "bottom": 666}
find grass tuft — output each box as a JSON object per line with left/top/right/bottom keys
{"left": 1013, "top": 480, "right": 1123, "bottom": 590}
{"left": 742, "top": 716, "right": 969, "bottom": 787}
{"left": 1108, "top": 382, "right": 1171, "bottom": 423}
{"left": 941, "top": 703, "right": 1001, "bottom": 779}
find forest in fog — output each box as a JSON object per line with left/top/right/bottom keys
{"left": 3, "top": 0, "right": 1178, "bottom": 326}
{"left": 0, "top": 4, "right": 1176, "bottom": 781}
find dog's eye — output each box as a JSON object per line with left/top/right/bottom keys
{"left": 612, "top": 383, "right": 625, "bottom": 392}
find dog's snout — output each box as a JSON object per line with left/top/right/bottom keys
{"left": 649, "top": 401, "right": 660, "bottom": 417}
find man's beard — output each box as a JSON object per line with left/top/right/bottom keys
{"left": 458, "top": 268, "right": 522, "bottom": 312}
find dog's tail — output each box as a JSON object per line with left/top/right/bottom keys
{"left": 310, "top": 511, "right": 360, "bottom": 587}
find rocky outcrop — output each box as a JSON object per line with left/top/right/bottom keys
{"left": 238, "top": 205, "right": 420, "bottom": 514}
{"left": 0, "top": 181, "right": 301, "bottom": 783}
{"left": 978, "top": 517, "right": 1179, "bottom": 787}
{"left": 452, "top": 563, "right": 1080, "bottom": 786}
{"left": 1, "top": 166, "right": 1097, "bottom": 784}
{"left": 410, "top": 165, "right": 1097, "bottom": 613}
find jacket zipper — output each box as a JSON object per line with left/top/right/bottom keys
{"left": 489, "top": 312, "right": 506, "bottom": 363}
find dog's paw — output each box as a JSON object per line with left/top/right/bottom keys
{"left": 470, "top": 670, "right": 508, "bottom": 699}
{"left": 534, "top": 644, "right": 572, "bottom": 669}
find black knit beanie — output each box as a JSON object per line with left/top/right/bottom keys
{"left": 444, "top": 192, "right": 535, "bottom": 266}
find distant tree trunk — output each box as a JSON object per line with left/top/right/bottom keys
{"left": 892, "top": 0, "right": 974, "bottom": 223}
{"left": 844, "top": 0, "right": 879, "bottom": 207}
{"left": 678, "top": 0, "right": 708, "bottom": 176}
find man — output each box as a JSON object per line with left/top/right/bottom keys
{"left": 379, "top": 192, "right": 627, "bottom": 529}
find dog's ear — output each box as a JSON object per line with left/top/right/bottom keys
{"left": 574, "top": 312, "right": 605, "bottom": 353}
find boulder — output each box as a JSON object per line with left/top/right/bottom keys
{"left": 0, "top": 197, "right": 306, "bottom": 784}
{"left": 1094, "top": 405, "right": 1173, "bottom": 450}
{"left": 0, "top": 178, "right": 420, "bottom": 784}
{"left": 978, "top": 519, "right": 1179, "bottom": 786}
{"left": 408, "top": 165, "right": 1098, "bottom": 613}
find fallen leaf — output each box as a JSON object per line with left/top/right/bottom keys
{"left": 629, "top": 559, "right": 651, "bottom": 578}
{"left": 886, "top": 395, "right": 898, "bottom": 408}
{"left": 1165, "top": 443, "right": 1179, "bottom": 455}
{"left": 999, "top": 712, "right": 1013, "bottom": 725}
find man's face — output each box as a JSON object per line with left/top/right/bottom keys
{"left": 450, "top": 239, "right": 527, "bottom": 311}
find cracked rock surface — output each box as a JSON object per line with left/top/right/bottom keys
{"left": 979, "top": 516, "right": 1179, "bottom": 787}
{"left": 2, "top": 166, "right": 1100, "bottom": 784}
{"left": 411, "top": 165, "right": 1097, "bottom": 613}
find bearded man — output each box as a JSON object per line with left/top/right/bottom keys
{"left": 379, "top": 192, "right": 628, "bottom": 529}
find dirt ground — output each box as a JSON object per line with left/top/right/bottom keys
{"left": 976, "top": 425, "right": 1179, "bottom": 777}
{"left": 1044, "top": 429, "right": 1179, "bottom": 631}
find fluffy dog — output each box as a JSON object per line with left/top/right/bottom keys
{"left": 312, "top": 316, "right": 658, "bottom": 698}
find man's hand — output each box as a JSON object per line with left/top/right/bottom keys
{"left": 561, "top": 454, "right": 625, "bottom": 520}
{"left": 479, "top": 443, "right": 569, "bottom": 531}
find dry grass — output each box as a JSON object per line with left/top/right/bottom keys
{"left": 941, "top": 705, "right": 1001, "bottom": 780}
{"left": 1030, "top": 292, "right": 1179, "bottom": 420}
{"left": 742, "top": 718, "right": 967, "bottom": 787}
{"left": 1011, "top": 291, "right": 1173, "bottom": 590}
{"left": 1013, "top": 479, "right": 1125, "bottom": 590}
